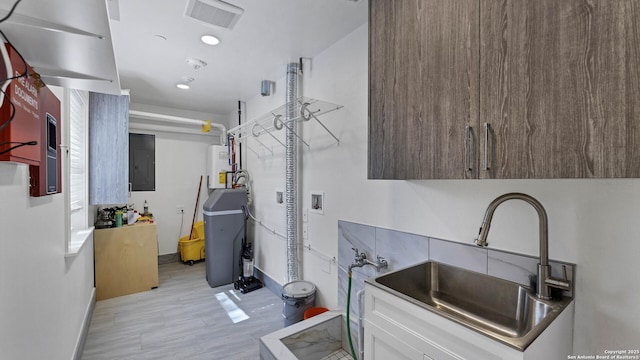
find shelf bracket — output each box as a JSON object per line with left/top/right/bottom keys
{"left": 274, "top": 115, "right": 310, "bottom": 149}
{"left": 252, "top": 136, "right": 273, "bottom": 156}
{"left": 300, "top": 102, "right": 340, "bottom": 144}
{"left": 245, "top": 144, "right": 262, "bottom": 158}
{"left": 252, "top": 122, "right": 286, "bottom": 148}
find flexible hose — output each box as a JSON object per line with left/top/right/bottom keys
{"left": 347, "top": 271, "right": 358, "bottom": 360}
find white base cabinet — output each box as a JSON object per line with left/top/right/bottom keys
{"left": 367, "top": 324, "right": 424, "bottom": 360}
{"left": 364, "top": 284, "right": 574, "bottom": 360}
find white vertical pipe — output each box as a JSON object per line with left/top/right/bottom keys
{"left": 285, "top": 62, "right": 300, "bottom": 282}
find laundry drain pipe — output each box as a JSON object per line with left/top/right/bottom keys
{"left": 285, "top": 62, "right": 300, "bottom": 282}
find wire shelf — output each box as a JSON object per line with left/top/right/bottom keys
{"left": 227, "top": 97, "right": 343, "bottom": 156}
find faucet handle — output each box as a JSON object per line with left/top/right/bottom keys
{"left": 562, "top": 265, "right": 569, "bottom": 282}
{"left": 351, "top": 247, "right": 365, "bottom": 260}
{"left": 376, "top": 255, "right": 388, "bottom": 268}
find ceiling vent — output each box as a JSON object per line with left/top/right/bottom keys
{"left": 185, "top": 0, "right": 244, "bottom": 30}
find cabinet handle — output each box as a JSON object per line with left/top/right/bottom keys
{"left": 483, "top": 123, "right": 491, "bottom": 171}
{"left": 465, "top": 126, "right": 473, "bottom": 172}
{"left": 129, "top": 182, "right": 132, "bottom": 198}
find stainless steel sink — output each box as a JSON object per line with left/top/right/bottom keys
{"left": 366, "top": 261, "right": 573, "bottom": 351}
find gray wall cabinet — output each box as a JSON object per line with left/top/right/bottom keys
{"left": 369, "top": 0, "right": 640, "bottom": 179}
{"left": 89, "top": 92, "right": 129, "bottom": 204}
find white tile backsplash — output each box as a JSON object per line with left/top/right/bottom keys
{"left": 337, "top": 220, "right": 576, "bottom": 315}
{"left": 429, "top": 237, "right": 488, "bottom": 273}
{"left": 488, "top": 250, "right": 575, "bottom": 297}
{"left": 337, "top": 221, "right": 375, "bottom": 278}
{"left": 488, "top": 249, "right": 539, "bottom": 288}
{"left": 375, "top": 227, "right": 429, "bottom": 272}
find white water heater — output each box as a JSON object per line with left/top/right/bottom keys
{"left": 207, "top": 145, "right": 231, "bottom": 189}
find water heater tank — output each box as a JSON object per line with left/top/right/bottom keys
{"left": 207, "top": 145, "right": 231, "bottom": 189}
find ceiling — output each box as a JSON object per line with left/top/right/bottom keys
{"left": 0, "top": 0, "right": 120, "bottom": 95}
{"left": 0, "top": 0, "right": 368, "bottom": 116}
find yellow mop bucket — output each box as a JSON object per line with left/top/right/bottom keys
{"left": 179, "top": 221, "right": 205, "bottom": 265}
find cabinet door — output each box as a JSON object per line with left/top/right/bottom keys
{"left": 89, "top": 92, "right": 129, "bottom": 204}
{"left": 369, "top": 0, "right": 479, "bottom": 179}
{"left": 94, "top": 224, "right": 159, "bottom": 300}
{"left": 481, "top": 0, "right": 640, "bottom": 178}
{"left": 129, "top": 133, "right": 155, "bottom": 191}
{"left": 365, "top": 323, "right": 424, "bottom": 360}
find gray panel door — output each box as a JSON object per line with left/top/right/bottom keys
{"left": 129, "top": 133, "right": 155, "bottom": 191}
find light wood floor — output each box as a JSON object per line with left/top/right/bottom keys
{"left": 82, "top": 261, "right": 283, "bottom": 360}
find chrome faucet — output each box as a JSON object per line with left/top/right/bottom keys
{"left": 348, "top": 248, "right": 388, "bottom": 272}
{"left": 475, "top": 193, "right": 571, "bottom": 300}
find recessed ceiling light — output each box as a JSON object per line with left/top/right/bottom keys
{"left": 201, "top": 35, "right": 220, "bottom": 45}
{"left": 177, "top": 76, "right": 194, "bottom": 89}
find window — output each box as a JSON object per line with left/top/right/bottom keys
{"left": 65, "top": 89, "right": 92, "bottom": 256}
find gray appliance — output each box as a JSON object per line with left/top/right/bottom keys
{"left": 203, "top": 188, "right": 247, "bottom": 288}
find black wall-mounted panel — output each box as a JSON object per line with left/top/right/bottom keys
{"left": 129, "top": 133, "right": 155, "bottom": 191}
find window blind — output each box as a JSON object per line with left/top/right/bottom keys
{"left": 69, "top": 89, "right": 88, "bottom": 232}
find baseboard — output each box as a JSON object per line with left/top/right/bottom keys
{"left": 254, "top": 267, "right": 282, "bottom": 297}
{"left": 158, "top": 252, "right": 180, "bottom": 265}
{"left": 72, "top": 287, "right": 96, "bottom": 360}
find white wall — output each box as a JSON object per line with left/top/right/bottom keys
{"left": 0, "top": 88, "right": 94, "bottom": 360}
{"left": 0, "top": 91, "right": 227, "bottom": 359}
{"left": 243, "top": 24, "right": 640, "bottom": 355}
{"left": 129, "top": 103, "right": 226, "bottom": 255}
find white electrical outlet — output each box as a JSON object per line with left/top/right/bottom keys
{"left": 302, "top": 224, "right": 308, "bottom": 239}
{"left": 302, "top": 208, "right": 308, "bottom": 222}
{"left": 176, "top": 206, "right": 184, "bottom": 214}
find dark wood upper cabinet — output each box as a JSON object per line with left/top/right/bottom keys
{"left": 369, "top": 0, "right": 640, "bottom": 179}
{"left": 369, "top": 0, "right": 479, "bottom": 179}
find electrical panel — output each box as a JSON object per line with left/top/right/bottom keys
{"left": 0, "top": 43, "right": 61, "bottom": 197}
{"left": 207, "top": 145, "right": 231, "bottom": 189}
